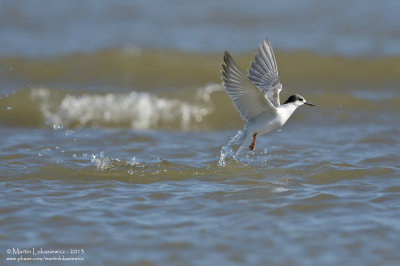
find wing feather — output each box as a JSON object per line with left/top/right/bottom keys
{"left": 221, "top": 51, "right": 276, "bottom": 122}
{"left": 248, "top": 39, "right": 282, "bottom": 107}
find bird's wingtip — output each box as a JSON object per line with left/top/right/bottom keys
{"left": 223, "top": 51, "right": 233, "bottom": 65}
{"left": 223, "top": 50, "right": 230, "bottom": 59}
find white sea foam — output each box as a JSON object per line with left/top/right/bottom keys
{"left": 31, "top": 84, "right": 222, "bottom": 130}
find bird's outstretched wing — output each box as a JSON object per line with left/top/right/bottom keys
{"left": 248, "top": 39, "right": 282, "bottom": 107}
{"left": 222, "top": 51, "right": 276, "bottom": 122}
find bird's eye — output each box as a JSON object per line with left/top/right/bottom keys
{"left": 300, "top": 98, "right": 304, "bottom": 101}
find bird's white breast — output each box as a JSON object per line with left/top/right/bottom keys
{"left": 276, "top": 103, "right": 298, "bottom": 125}
{"left": 245, "top": 103, "right": 299, "bottom": 136}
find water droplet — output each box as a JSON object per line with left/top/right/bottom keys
{"left": 6, "top": 106, "right": 11, "bottom": 111}
{"left": 129, "top": 156, "right": 138, "bottom": 166}
{"left": 53, "top": 124, "right": 64, "bottom": 130}
{"left": 65, "top": 130, "right": 75, "bottom": 136}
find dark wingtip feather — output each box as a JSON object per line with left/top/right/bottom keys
{"left": 222, "top": 51, "right": 233, "bottom": 77}
{"left": 223, "top": 51, "right": 234, "bottom": 64}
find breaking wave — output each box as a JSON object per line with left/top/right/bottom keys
{"left": 0, "top": 84, "right": 231, "bottom": 130}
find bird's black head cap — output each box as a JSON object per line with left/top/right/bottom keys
{"left": 284, "top": 94, "right": 304, "bottom": 104}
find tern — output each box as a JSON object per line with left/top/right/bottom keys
{"left": 221, "top": 38, "right": 314, "bottom": 152}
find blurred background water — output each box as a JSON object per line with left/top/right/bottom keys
{"left": 1, "top": 0, "right": 400, "bottom": 265}
{"left": 1, "top": 0, "right": 400, "bottom": 57}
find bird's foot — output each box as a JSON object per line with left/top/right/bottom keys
{"left": 249, "top": 133, "right": 257, "bottom": 151}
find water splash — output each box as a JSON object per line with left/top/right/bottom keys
{"left": 218, "top": 130, "right": 273, "bottom": 167}
{"left": 91, "top": 152, "right": 138, "bottom": 172}
{"left": 238, "top": 149, "right": 270, "bottom": 167}
{"left": 91, "top": 152, "right": 113, "bottom": 170}
{"left": 218, "top": 130, "right": 243, "bottom": 167}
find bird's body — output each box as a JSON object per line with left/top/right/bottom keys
{"left": 221, "top": 39, "right": 314, "bottom": 152}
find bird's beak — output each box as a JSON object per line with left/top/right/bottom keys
{"left": 304, "top": 101, "right": 315, "bottom": 106}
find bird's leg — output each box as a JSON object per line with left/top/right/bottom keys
{"left": 249, "top": 133, "right": 257, "bottom": 150}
